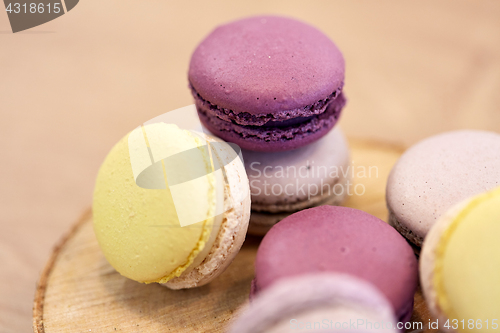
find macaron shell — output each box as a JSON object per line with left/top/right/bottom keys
{"left": 189, "top": 15, "right": 344, "bottom": 116}
{"left": 253, "top": 206, "right": 418, "bottom": 322}
{"left": 387, "top": 130, "right": 500, "bottom": 246}
{"left": 244, "top": 126, "right": 350, "bottom": 210}
{"left": 164, "top": 135, "right": 251, "bottom": 289}
{"left": 421, "top": 187, "right": 500, "bottom": 332}
{"left": 229, "top": 274, "right": 396, "bottom": 333}
{"left": 245, "top": 125, "right": 350, "bottom": 235}
{"left": 197, "top": 93, "right": 345, "bottom": 152}
{"left": 92, "top": 124, "right": 215, "bottom": 283}
{"left": 248, "top": 183, "right": 347, "bottom": 236}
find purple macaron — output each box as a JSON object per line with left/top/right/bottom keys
{"left": 251, "top": 206, "right": 418, "bottom": 323}
{"left": 189, "top": 16, "right": 346, "bottom": 152}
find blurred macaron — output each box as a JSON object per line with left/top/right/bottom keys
{"left": 229, "top": 273, "right": 397, "bottom": 333}
{"left": 420, "top": 186, "right": 500, "bottom": 332}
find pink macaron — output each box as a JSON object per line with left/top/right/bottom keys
{"left": 251, "top": 206, "right": 418, "bottom": 323}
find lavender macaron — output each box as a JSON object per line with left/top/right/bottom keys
{"left": 386, "top": 130, "right": 500, "bottom": 248}
{"left": 251, "top": 206, "right": 418, "bottom": 323}
{"left": 229, "top": 274, "right": 397, "bottom": 333}
{"left": 189, "top": 16, "right": 346, "bottom": 152}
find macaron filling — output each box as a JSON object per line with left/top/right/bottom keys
{"left": 190, "top": 83, "right": 344, "bottom": 126}
{"left": 196, "top": 92, "right": 346, "bottom": 143}
{"left": 173, "top": 210, "right": 223, "bottom": 277}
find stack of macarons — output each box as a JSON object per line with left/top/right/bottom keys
{"left": 188, "top": 16, "right": 349, "bottom": 235}
{"left": 92, "top": 15, "right": 350, "bottom": 290}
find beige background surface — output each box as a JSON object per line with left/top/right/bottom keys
{"left": 1, "top": 1, "right": 499, "bottom": 332}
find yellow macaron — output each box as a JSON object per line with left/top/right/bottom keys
{"left": 420, "top": 186, "right": 500, "bottom": 332}
{"left": 93, "top": 123, "right": 250, "bottom": 288}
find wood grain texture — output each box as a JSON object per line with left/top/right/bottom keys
{"left": 33, "top": 140, "right": 435, "bottom": 333}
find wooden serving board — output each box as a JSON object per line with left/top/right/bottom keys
{"left": 33, "top": 139, "right": 436, "bottom": 333}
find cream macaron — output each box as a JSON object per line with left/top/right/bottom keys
{"left": 386, "top": 130, "right": 500, "bottom": 248}
{"left": 93, "top": 123, "right": 250, "bottom": 289}
{"left": 243, "top": 127, "right": 350, "bottom": 235}
{"left": 420, "top": 186, "right": 500, "bottom": 332}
